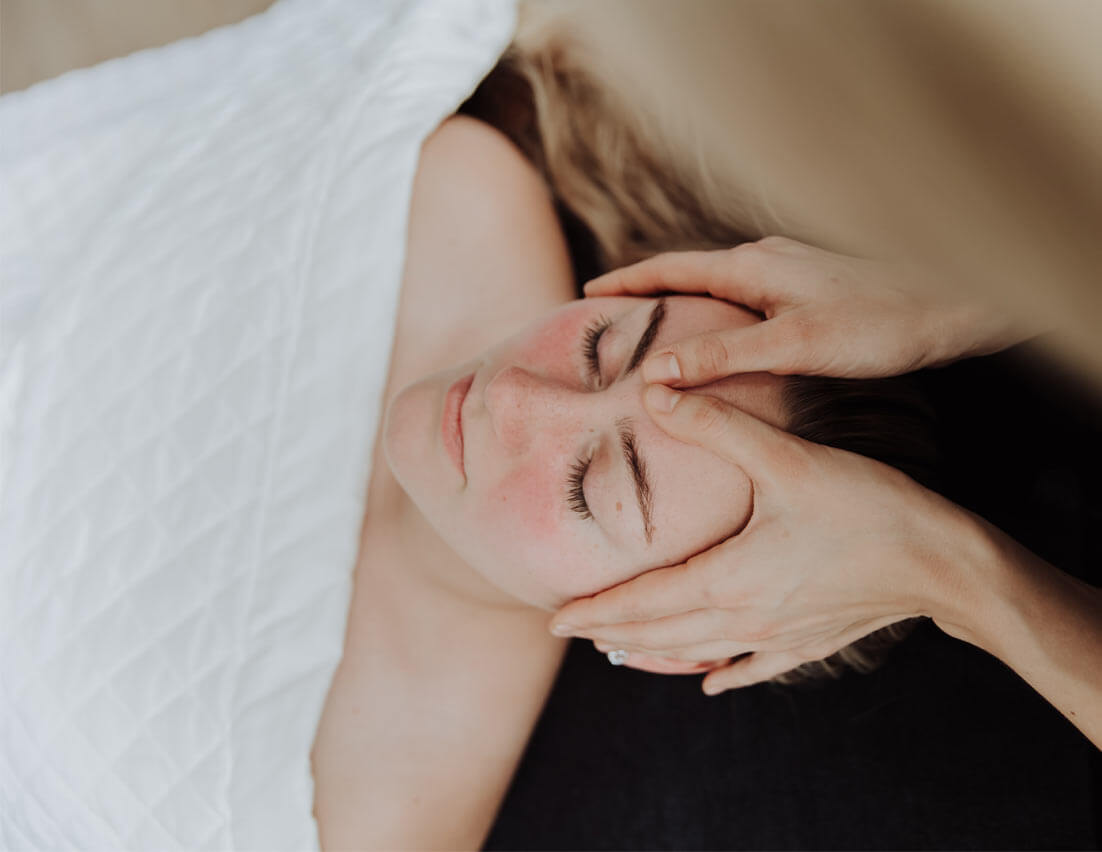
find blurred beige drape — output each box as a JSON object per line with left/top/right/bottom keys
{"left": 523, "top": 0, "right": 1102, "bottom": 384}
{"left": 0, "top": 0, "right": 276, "bottom": 94}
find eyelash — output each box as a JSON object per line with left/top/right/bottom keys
{"left": 566, "top": 453, "right": 593, "bottom": 520}
{"left": 581, "top": 315, "right": 611, "bottom": 384}
{"left": 568, "top": 315, "right": 611, "bottom": 521}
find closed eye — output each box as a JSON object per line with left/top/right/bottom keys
{"left": 581, "top": 315, "right": 611, "bottom": 385}
{"left": 566, "top": 453, "right": 593, "bottom": 520}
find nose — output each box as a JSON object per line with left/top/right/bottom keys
{"left": 483, "top": 365, "right": 579, "bottom": 452}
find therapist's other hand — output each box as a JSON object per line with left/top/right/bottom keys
{"left": 584, "top": 237, "right": 1029, "bottom": 383}
{"left": 550, "top": 384, "right": 970, "bottom": 695}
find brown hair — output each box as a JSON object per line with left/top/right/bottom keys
{"left": 460, "top": 25, "right": 939, "bottom": 683}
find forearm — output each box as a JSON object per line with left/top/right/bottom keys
{"left": 932, "top": 512, "right": 1102, "bottom": 750}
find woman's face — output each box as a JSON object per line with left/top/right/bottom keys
{"left": 383, "top": 296, "right": 786, "bottom": 610}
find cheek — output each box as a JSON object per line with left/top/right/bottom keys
{"left": 510, "top": 313, "right": 580, "bottom": 379}
{"left": 472, "top": 456, "right": 613, "bottom": 605}
{"left": 483, "top": 458, "right": 562, "bottom": 542}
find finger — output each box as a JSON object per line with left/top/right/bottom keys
{"left": 701, "top": 650, "right": 808, "bottom": 695}
{"left": 593, "top": 634, "right": 752, "bottom": 663}
{"left": 687, "top": 617, "right": 905, "bottom": 673}
{"left": 551, "top": 558, "right": 721, "bottom": 633}
{"left": 583, "top": 250, "right": 736, "bottom": 298}
{"left": 639, "top": 639, "right": 748, "bottom": 663}
{"left": 572, "top": 608, "right": 729, "bottom": 651}
{"left": 643, "top": 384, "right": 799, "bottom": 488}
{"left": 591, "top": 643, "right": 721, "bottom": 676}
{"left": 642, "top": 318, "right": 812, "bottom": 386}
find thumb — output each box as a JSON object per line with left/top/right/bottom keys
{"left": 642, "top": 384, "right": 797, "bottom": 489}
{"left": 642, "top": 320, "right": 809, "bottom": 386}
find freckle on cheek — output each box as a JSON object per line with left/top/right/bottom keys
{"left": 616, "top": 501, "right": 622, "bottom": 513}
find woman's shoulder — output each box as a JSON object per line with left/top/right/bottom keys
{"left": 417, "top": 114, "right": 541, "bottom": 202}
{"left": 409, "top": 114, "right": 571, "bottom": 295}
{"left": 388, "top": 114, "right": 573, "bottom": 386}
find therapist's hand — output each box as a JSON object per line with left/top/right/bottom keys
{"left": 550, "top": 384, "right": 979, "bottom": 694}
{"left": 584, "top": 237, "right": 1031, "bottom": 383}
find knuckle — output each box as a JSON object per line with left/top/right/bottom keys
{"left": 786, "top": 314, "right": 819, "bottom": 349}
{"left": 735, "top": 619, "right": 773, "bottom": 644}
{"left": 684, "top": 553, "right": 717, "bottom": 601}
{"left": 781, "top": 438, "right": 819, "bottom": 482}
{"left": 699, "top": 562, "right": 734, "bottom": 610}
{"left": 756, "top": 235, "right": 791, "bottom": 251}
{"left": 698, "top": 578, "right": 723, "bottom": 610}
{"left": 728, "top": 242, "right": 767, "bottom": 275}
{"left": 691, "top": 335, "right": 732, "bottom": 378}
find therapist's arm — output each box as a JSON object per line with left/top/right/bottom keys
{"left": 937, "top": 514, "right": 1102, "bottom": 749}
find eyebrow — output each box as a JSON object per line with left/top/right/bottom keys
{"left": 615, "top": 418, "right": 654, "bottom": 543}
{"left": 624, "top": 297, "right": 668, "bottom": 376}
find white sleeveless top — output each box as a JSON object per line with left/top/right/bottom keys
{"left": 0, "top": 0, "right": 514, "bottom": 848}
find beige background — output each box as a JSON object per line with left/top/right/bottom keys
{"left": 1, "top": 0, "right": 275, "bottom": 94}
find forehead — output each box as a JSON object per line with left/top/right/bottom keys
{"left": 584, "top": 295, "right": 786, "bottom": 573}
{"left": 655, "top": 294, "right": 760, "bottom": 338}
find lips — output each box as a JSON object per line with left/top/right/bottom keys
{"left": 442, "top": 372, "right": 475, "bottom": 478}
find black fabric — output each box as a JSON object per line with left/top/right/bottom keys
{"left": 485, "top": 342, "right": 1101, "bottom": 850}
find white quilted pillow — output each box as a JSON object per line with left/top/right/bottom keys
{"left": 0, "top": 0, "right": 515, "bottom": 848}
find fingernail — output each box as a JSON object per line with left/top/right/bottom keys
{"left": 702, "top": 681, "right": 722, "bottom": 696}
{"left": 551, "top": 623, "right": 574, "bottom": 637}
{"left": 644, "top": 383, "right": 680, "bottom": 413}
{"left": 643, "top": 353, "right": 681, "bottom": 384}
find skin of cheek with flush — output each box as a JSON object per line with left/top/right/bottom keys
{"left": 508, "top": 303, "right": 591, "bottom": 385}
{"left": 471, "top": 455, "right": 607, "bottom": 609}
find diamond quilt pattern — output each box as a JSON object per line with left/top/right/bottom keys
{"left": 0, "top": 1, "right": 516, "bottom": 848}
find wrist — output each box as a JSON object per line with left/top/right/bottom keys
{"left": 911, "top": 501, "right": 1011, "bottom": 650}
{"left": 932, "top": 293, "right": 1038, "bottom": 367}
{"left": 923, "top": 506, "right": 1041, "bottom": 657}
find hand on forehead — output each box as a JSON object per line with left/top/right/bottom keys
{"left": 537, "top": 296, "right": 788, "bottom": 596}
